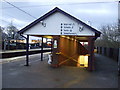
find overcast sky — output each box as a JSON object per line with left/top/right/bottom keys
{"left": 0, "top": 0, "right": 118, "bottom": 39}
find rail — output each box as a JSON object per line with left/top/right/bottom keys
{"left": 56, "top": 52, "right": 80, "bottom": 66}
{"left": 2, "top": 48, "right": 52, "bottom": 58}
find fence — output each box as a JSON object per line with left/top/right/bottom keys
{"left": 97, "top": 47, "right": 120, "bottom": 62}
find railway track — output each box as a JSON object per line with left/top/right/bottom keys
{"left": 1, "top": 48, "right": 52, "bottom": 58}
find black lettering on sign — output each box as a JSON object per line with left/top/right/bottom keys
{"left": 64, "top": 30, "right": 69, "bottom": 31}
{"left": 64, "top": 27, "right": 71, "bottom": 28}
{"left": 60, "top": 23, "right": 76, "bottom": 35}
{"left": 64, "top": 33, "right": 77, "bottom": 35}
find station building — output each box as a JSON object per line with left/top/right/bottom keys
{"left": 18, "top": 7, "right": 101, "bottom": 71}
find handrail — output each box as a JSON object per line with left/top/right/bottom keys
{"left": 58, "top": 58, "right": 70, "bottom": 65}
{"left": 56, "top": 52, "right": 81, "bottom": 65}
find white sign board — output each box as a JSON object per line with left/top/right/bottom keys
{"left": 24, "top": 12, "right": 95, "bottom": 36}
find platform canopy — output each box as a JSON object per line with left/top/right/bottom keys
{"left": 18, "top": 7, "right": 101, "bottom": 40}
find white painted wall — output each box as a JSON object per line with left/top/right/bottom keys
{"left": 24, "top": 12, "right": 95, "bottom": 36}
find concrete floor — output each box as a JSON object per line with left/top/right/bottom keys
{"left": 2, "top": 53, "right": 118, "bottom": 88}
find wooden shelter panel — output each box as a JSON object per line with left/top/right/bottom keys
{"left": 58, "top": 37, "right": 88, "bottom": 66}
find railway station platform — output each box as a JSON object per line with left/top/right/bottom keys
{"left": 2, "top": 53, "right": 118, "bottom": 88}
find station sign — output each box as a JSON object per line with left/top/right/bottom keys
{"left": 60, "top": 23, "right": 77, "bottom": 35}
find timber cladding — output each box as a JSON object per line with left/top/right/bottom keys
{"left": 52, "top": 36, "right": 88, "bottom": 67}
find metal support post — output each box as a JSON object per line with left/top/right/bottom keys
{"left": 25, "top": 35, "right": 29, "bottom": 66}
{"left": 41, "top": 37, "right": 43, "bottom": 61}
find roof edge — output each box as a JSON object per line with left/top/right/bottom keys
{"left": 18, "top": 7, "right": 101, "bottom": 37}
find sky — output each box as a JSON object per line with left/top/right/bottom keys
{"left": 0, "top": 0, "right": 119, "bottom": 40}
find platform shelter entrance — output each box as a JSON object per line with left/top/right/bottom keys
{"left": 18, "top": 7, "right": 101, "bottom": 71}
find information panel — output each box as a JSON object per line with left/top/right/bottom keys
{"left": 60, "top": 23, "right": 77, "bottom": 35}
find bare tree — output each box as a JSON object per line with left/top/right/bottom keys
{"left": 1, "top": 24, "right": 24, "bottom": 50}
{"left": 6, "top": 25, "right": 18, "bottom": 39}
{"left": 95, "top": 22, "right": 120, "bottom": 48}
{"left": 0, "top": 26, "right": 8, "bottom": 50}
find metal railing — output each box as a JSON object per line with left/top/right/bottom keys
{"left": 56, "top": 52, "right": 79, "bottom": 65}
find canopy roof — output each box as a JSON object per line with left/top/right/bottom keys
{"left": 18, "top": 7, "right": 101, "bottom": 37}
